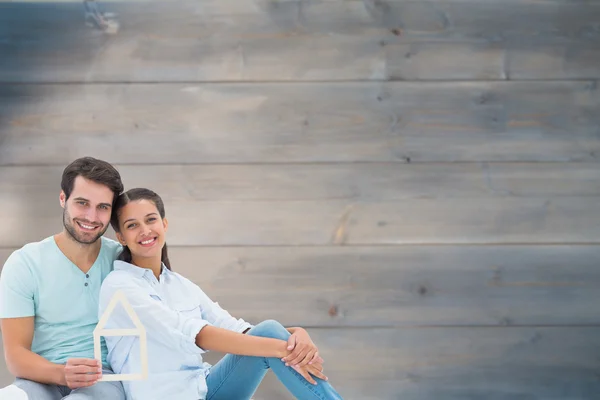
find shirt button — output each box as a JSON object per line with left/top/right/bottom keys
{"left": 86, "top": 274, "right": 89, "bottom": 278}
{"left": 84, "top": 283, "right": 88, "bottom": 287}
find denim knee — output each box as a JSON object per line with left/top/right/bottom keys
{"left": 248, "top": 319, "right": 289, "bottom": 340}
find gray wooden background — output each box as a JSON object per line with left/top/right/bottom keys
{"left": 1, "top": 0, "right": 600, "bottom": 398}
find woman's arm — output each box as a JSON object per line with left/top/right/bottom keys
{"left": 196, "top": 325, "right": 290, "bottom": 358}
{"left": 190, "top": 279, "right": 252, "bottom": 333}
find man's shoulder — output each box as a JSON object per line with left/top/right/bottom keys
{"left": 0, "top": 237, "right": 57, "bottom": 284}
{"left": 4, "top": 236, "right": 55, "bottom": 267}
{"left": 100, "top": 237, "right": 123, "bottom": 261}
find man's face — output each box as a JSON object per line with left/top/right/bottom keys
{"left": 60, "top": 176, "right": 114, "bottom": 245}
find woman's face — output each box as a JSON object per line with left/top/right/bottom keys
{"left": 116, "top": 199, "right": 168, "bottom": 260}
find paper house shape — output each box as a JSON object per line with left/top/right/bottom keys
{"left": 94, "top": 290, "right": 148, "bottom": 381}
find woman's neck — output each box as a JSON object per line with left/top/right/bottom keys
{"left": 131, "top": 255, "right": 162, "bottom": 280}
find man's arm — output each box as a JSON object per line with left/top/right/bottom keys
{"left": 1, "top": 317, "right": 65, "bottom": 385}
{"left": 2, "top": 317, "right": 102, "bottom": 388}
{"left": 0, "top": 252, "right": 101, "bottom": 388}
{"left": 0, "top": 252, "right": 68, "bottom": 385}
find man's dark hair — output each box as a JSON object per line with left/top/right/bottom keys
{"left": 61, "top": 157, "right": 124, "bottom": 204}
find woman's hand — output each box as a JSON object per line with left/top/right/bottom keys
{"left": 282, "top": 327, "right": 322, "bottom": 367}
{"left": 292, "top": 361, "right": 328, "bottom": 385}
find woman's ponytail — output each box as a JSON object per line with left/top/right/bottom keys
{"left": 161, "top": 243, "right": 172, "bottom": 271}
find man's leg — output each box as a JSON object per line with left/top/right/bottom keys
{"left": 62, "top": 369, "right": 125, "bottom": 400}
{"left": 0, "top": 379, "right": 63, "bottom": 400}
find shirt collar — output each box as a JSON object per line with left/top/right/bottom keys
{"left": 114, "top": 260, "right": 170, "bottom": 278}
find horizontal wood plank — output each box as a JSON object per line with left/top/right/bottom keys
{"left": 2, "top": 244, "right": 600, "bottom": 327}
{"left": 2, "top": 326, "right": 600, "bottom": 398}
{"left": 2, "top": 163, "right": 600, "bottom": 203}
{"left": 2, "top": 163, "right": 600, "bottom": 246}
{"left": 0, "top": 2, "right": 598, "bottom": 82}
{"left": 1, "top": 81, "right": 599, "bottom": 165}
{"left": 5, "top": 1, "right": 600, "bottom": 42}
{"left": 1, "top": 197, "right": 599, "bottom": 247}
{"left": 1, "top": 33, "right": 599, "bottom": 82}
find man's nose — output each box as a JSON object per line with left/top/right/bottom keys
{"left": 84, "top": 208, "right": 98, "bottom": 222}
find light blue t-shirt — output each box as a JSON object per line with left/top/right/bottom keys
{"left": 0, "top": 236, "right": 122, "bottom": 366}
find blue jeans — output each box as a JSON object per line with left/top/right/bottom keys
{"left": 206, "top": 320, "right": 343, "bottom": 400}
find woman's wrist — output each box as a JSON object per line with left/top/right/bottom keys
{"left": 276, "top": 340, "right": 291, "bottom": 358}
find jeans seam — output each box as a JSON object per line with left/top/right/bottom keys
{"left": 287, "top": 365, "right": 328, "bottom": 400}
{"left": 206, "top": 355, "right": 265, "bottom": 400}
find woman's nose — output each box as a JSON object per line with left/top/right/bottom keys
{"left": 141, "top": 225, "right": 152, "bottom": 236}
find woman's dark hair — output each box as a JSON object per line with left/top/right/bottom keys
{"left": 110, "top": 188, "right": 172, "bottom": 270}
{"left": 61, "top": 157, "right": 124, "bottom": 206}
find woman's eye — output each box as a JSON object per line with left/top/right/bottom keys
{"left": 126, "top": 224, "right": 136, "bottom": 229}
{"left": 148, "top": 218, "right": 156, "bottom": 222}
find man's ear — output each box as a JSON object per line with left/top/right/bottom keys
{"left": 115, "top": 231, "right": 127, "bottom": 246}
{"left": 59, "top": 191, "right": 66, "bottom": 208}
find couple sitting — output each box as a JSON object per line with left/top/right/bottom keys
{"left": 0, "top": 157, "right": 342, "bottom": 399}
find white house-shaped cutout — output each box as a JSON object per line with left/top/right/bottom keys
{"left": 94, "top": 290, "right": 148, "bottom": 381}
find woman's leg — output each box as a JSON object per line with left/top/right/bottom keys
{"left": 206, "top": 320, "right": 343, "bottom": 400}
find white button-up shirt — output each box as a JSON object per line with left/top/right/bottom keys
{"left": 99, "top": 260, "right": 252, "bottom": 400}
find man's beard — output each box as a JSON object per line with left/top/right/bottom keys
{"left": 63, "top": 208, "right": 108, "bottom": 245}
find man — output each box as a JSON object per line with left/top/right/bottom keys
{"left": 0, "top": 157, "right": 127, "bottom": 399}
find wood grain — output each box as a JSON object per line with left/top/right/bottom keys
{"left": 3, "top": 161, "right": 600, "bottom": 249}
{"left": 2, "top": 81, "right": 599, "bottom": 165}
{"left": 0, "top": 1, "right": 598, "bottom": 82}
{"left": 2, "top": 163, "right": 600, "bottom": 202}
{"left": 2, "top": 195, "right": 599, "bottom": 247}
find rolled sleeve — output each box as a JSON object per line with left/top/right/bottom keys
{"left": 182, "top": 318, "right": 210, "bottom": 353}
{"left": 195, "top": 288, "right": 253, "bottom": 333}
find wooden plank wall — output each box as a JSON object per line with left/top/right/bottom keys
{"left": 1, "top": 0, "right": 600, "bottom": 398}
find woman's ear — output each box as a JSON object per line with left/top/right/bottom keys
{"left": 115, "top": 231, "right": 127, "bottom": 246}
{"left": 163, "top": 217, "right": 169, "bottom": 232}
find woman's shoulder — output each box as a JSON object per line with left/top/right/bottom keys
{"left": 167, "top": 270, "right": 202, "bottom": 292}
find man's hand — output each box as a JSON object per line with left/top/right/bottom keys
{"left": 282, "top": 328, "right": 322, "bottom": 368}
{"left": 292, "top": 361, "right": 328, "bottom": 385}
{"left": 64, "top": 358, "right": 103, "bottom": 389}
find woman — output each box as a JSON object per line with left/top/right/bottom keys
{"left": 99, "top": 188, "right": 343, "bottom": 400}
